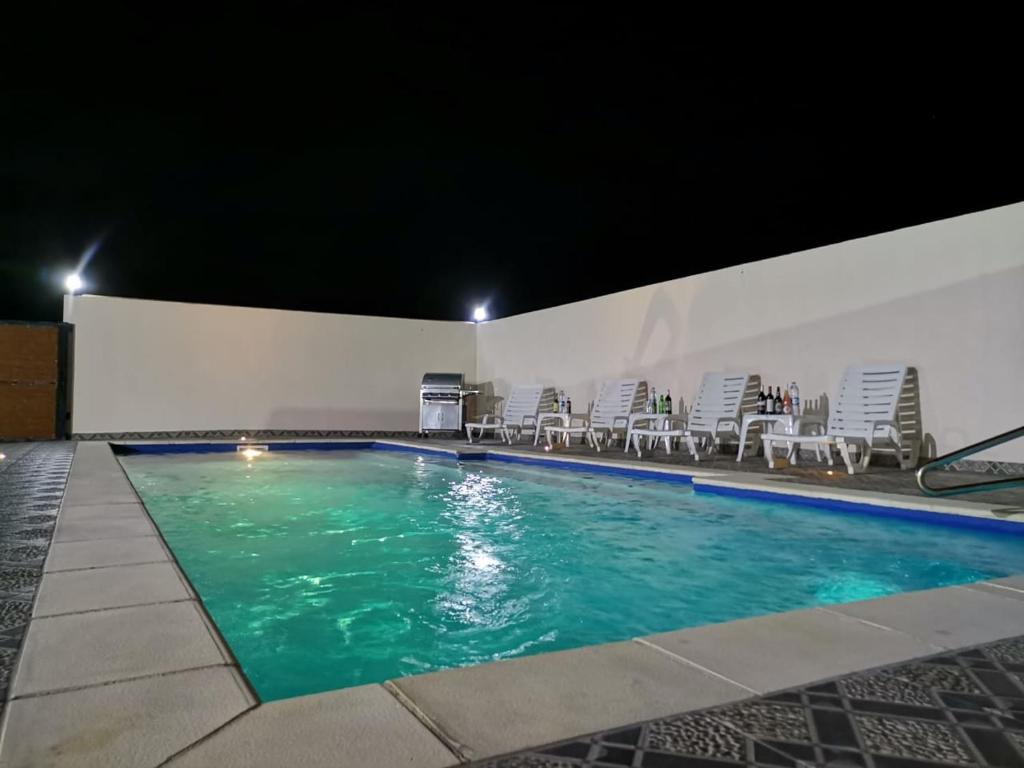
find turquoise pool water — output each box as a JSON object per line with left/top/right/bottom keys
{"left": 119, "top": 449, "right": 1024, "bottom": 701}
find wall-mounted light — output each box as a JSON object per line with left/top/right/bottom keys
{"left": 472, "top": 306, "right": 487, "bottom": 323}
{"left": 64, "top": 273, "right": 84, "bottom": 294}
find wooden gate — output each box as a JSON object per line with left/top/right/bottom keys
{"left": 0, "top": 322, "right": 72, "bottom": 440}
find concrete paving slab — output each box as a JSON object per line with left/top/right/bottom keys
{"left": 54, "top": 515, "right": 156, "bottom": 542}
{"left": 45, "top": 536, "right": 169, "bottom": 572}
{"left": 391, "top": 640, "right": 749, "bottom": 760}
{"left": 167, "top": 684, "right": 457, "bottom": 768}
{"left": 34, "top": 562, "right": 190, "bottom": 617}
{"left": 0, "top": 666, "right": 252, "bottom": 768}
{"left": 643, "top": 607, "right": 939, "bottom": 693}
{"left": 61, "top": 484, "right": 140, "bottom": 507}
{"left": 966, "top": 576, "right": 1024, "bottom": 599}
{"left": 55, "top": 502, "right": 150, "bottom": 520}
{"left": 13, "top": 602, "right": 227, "bottom": 696}
{"left": 828, "top": 586, "right": 1024, "bottom": 649}
{"left": 66, "top": 446, "right": 121, "bottom": 473}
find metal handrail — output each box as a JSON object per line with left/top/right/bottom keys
{"left": 916, "top": 426, "right": 1024, "bottom": 497}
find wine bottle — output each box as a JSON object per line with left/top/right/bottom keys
{"left": 766, "top": 387, "right": 775, "bottom": 414}
{"left": 566, "top": 395, "right": 572, "bottom": 414}
{"left": 665, "top": 389, "right": 672, "bottom": 415}
{"left": 774, "top": 387, "right": 783, "bottom": 414}
{"left": 782, "top": 388, "right": 792, "bottom": 415}
{"left": 757, "top": 386, "right": 766, "bottom": 415}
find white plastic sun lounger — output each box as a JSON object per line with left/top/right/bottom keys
{"left": 465, "top": 385, "right": 552, "bottom": 444}
{"left": 761, "top": 365, "right": 910, "bottom": 475}
{"left": 629, "top": 373, "right": 750, "bottom": 460}
{"left": 545, "top": 378, "right": 643, "bottom": 452}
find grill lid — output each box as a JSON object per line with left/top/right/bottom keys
{"left": 421, "top": 372, "right": 464, "bottom": 390}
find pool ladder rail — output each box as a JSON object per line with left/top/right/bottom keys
{"left": 916, "top": 425, "right": 1024, "bottom": 497}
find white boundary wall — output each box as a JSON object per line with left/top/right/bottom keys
{"left": 476, "top": 203, "right": 1024, "bottom": 462}
{"left": 64, "top": 296, "right": 476, "bottom": 434}
{"left": 65, "top": 203, "right": 1024, "bottom": 460}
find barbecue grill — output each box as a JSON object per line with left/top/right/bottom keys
{"left": 419, "top": 373, "right": 477, "bottom": 433}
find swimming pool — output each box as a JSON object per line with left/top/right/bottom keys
{"left": 118, "top": 446, "right": 1024, "bottom": 702}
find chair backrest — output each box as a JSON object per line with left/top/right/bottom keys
{"left": 687, "top": 373, "right": 749, "bottom": 432}
{"left": 590, "top": 379, "right": 642, "bottom": 428}
{"left": 827, "top": 365, "right": 908, "bottom": 439}
{"left": 503, "top": 385, "right": 550, "bottom": 426}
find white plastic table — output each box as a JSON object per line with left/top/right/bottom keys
{"left": 533, "top": 412, "right": 574, "bottom": 446}
{"left": 623, "top": 412, "right": 671, "bottom": 453}
{"left": 737, "top": 413, "right": 825, "bottom": 462}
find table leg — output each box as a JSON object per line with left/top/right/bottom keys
{"left": 737, "top": 421, "right": 750, "bottom": 462}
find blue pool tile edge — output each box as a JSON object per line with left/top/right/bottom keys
{"left": 370, "top": 442, "right": 487, "bottom": 460}
{"left": 113, "top": 441, "right": 376, "bottom": 454}
{"left": 694, "top": 481, "right": 1024, "bottom": 534}
{"left": 483, "top": 450, "right": 695, "bottom": 484}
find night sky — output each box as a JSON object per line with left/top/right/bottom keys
{"left": 3, "top": 14, "right": 1023, "bottom": 322}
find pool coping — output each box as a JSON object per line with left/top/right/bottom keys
{"left": 4, "top": 440, "right": 1024, "bottom": 767}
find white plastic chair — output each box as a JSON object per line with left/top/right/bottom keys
{"left": 545, "top": 379, "right": 643, "bottom": 452}
{"left": 464, "top": 385, "right": 552, "bottom": 444}
{"left": 761, "top": 365, "right": 912, "bottom": 474}
{"left": 629, "top": 373, "right": 750, "bottom": 461}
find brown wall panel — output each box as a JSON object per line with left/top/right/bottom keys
{"left": 0, "top": 323, "right": 63, "bottom": 439}
{"left": 0, "top": 383, "right": 58, "bottom": 440}
{"left": 0, "top": 325, "right": 58, "bottom": 383}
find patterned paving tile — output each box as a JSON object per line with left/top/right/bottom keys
{"left": 473, "top": 637, "right": 1024, "bottom": 768}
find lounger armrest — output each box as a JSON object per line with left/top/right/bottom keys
{"left": 872, "top": 419, "right": 902, "bottom": 445}
{"left": 794, "top": 415, "right": 826, "bottom": 434}
{"left": 480, "top": 414, "right": 503, "bottom": 425}
{"left": 714, "top": 417, "right": 740, "bottom": 436}
{"left": 520, "top": 414, "right": 537, "bottom": 427}
{"left": 610, "top": 415, "right": 630, "bottom": 431}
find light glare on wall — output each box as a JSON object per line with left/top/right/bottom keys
{"left": 472, "top": 306, "right": 487, "bottom": 322}
{"left": 65, "top": 273, "right": 84, "bottom": 293}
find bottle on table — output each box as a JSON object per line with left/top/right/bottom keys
{"left": 559, "top": 390, "right": 566, "bottom": 414}
{"left": 648, "top": 387, "right": 657, "bottom": 414}
{"left": 665, "top": 389, "right": 672, "bottom": 415}
{"left": 757, "top": 386, "right": 767, "bottom": 415}
{"left": 789, "top": 381, "right": 800, "bottom": 415}
{"left": 552, "top": 393, "right": 559, "bottom": 413}
{"left": 774, "top": 387, "right": 783, "bottom": 415}
{"left": 766, "top": 387, "right": 775, "bottom": 415}
{"left": 566, "top": 395, "right": 572, "bottom": 414}
{"left": 658, "top": 394, "right": 665, "bottom": 414}
{"left": 782, "top": 388, "right": 792, "bottom": 415}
